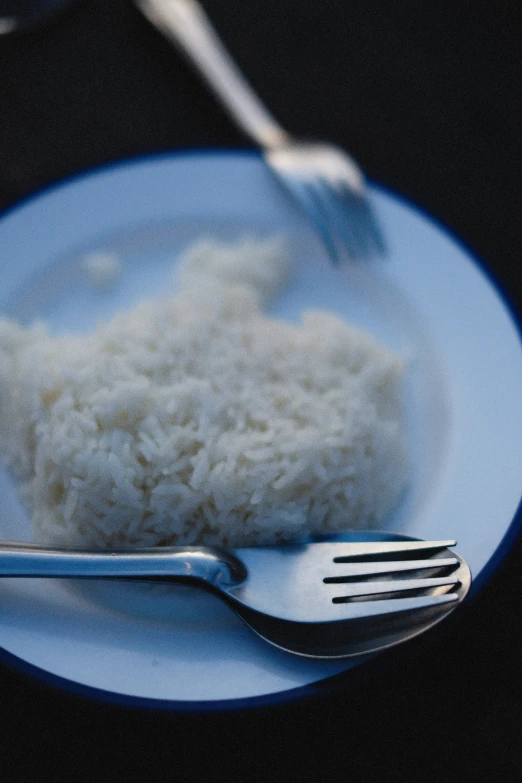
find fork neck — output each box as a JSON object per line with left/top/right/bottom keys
{"left": 0, "top": 542, "right": 248, "bottom": 587}
{"left": 136, "top": 0, "right": 292, "bottom": 150}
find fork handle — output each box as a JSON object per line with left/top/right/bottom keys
{"left": 0, "top": 541, "right": 246, "bottom": 587}
{"left": 136, "top": 0, "right": 291, "bottom": 149}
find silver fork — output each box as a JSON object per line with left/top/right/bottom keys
{"left": 135, "top": 0, "right": 385, "bottom": 265}
{"left": 0, "top": 536, "right": 471, "bottom": 658}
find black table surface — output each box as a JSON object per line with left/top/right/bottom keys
{"left": 1, "top": 1, "right": 521, "bottom": 778}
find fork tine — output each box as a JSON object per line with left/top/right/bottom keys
{"left": 339, "top": 184, "right": 387, "bottom": 257}
{"left": 334, "top": 591, "right": 459, "bottom": 620}
{"left": 270, "top": 171, "right": 342, "bottom": 265}
{"left": 331, "top": 539, "right": 456, "bottom": 559}
{"left": 327, "top": 575, "right": 459, "bottom": 600}
{"left": 299, "top": 179, "right": 344, "bottom": 260}
{"left": 332, "top": 188, "right": 373, "bottom": 260}
{"left": 313, "top": 179, "right": 366, "bottom": 261}
{"left": 314, "top": 177, "right": 385, "bottom": 262}
{"left": 324, "top": 557, "right": 458, "bottom": 579}
{"left": 308, "top": 539, "right": 457, "bottom": 561}
{"left": 269, "top": 163, "right": 384, "bottom": 265}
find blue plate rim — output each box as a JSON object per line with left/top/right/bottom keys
{"left": 0, "top": 146, "right": 521, "bottom": 713}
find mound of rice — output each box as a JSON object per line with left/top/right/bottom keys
{"left": 0, "top": 235, "right": 407, "bottom": 548}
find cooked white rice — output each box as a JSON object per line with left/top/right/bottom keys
{"left": 0, "top": 235, "right": 407, "bottom": 548}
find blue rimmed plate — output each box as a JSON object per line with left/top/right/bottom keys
{"left": 0, "top": 150, "right": 521, "bottom": 708}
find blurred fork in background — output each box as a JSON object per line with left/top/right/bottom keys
{"left": 135, "top": 0, "right": 386, "bottom": 265}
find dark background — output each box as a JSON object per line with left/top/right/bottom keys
{"left": 0, "top": 0, "right": 521, "bottom": 778}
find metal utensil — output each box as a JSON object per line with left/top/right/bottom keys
{"left": 0, "top": 534, "right": 471, "bottom": 658}
{"left": 135, "top": 0, "right": 385, "bottom": 265}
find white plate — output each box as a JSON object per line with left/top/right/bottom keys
{"left": 0, "top": 151, "right": 521, "bottom": 708}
